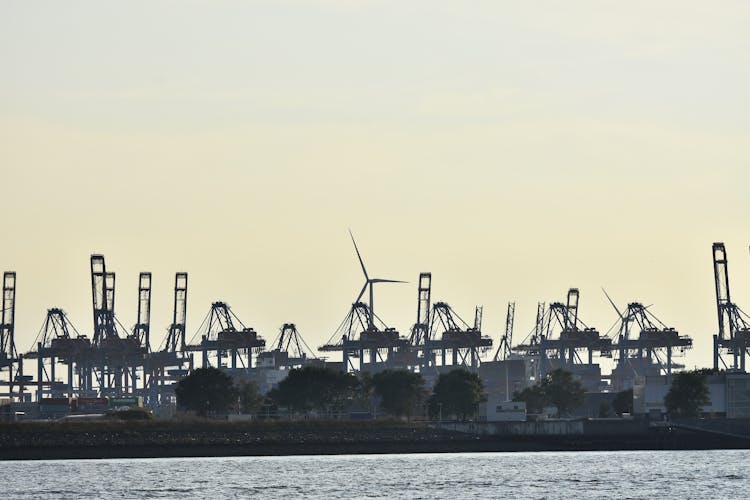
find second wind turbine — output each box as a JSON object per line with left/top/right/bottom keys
{"left": 349, "top": 230, "right": 406, "bottom": 329}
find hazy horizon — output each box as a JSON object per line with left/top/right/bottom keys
{"left": 3, "top": 1, "right": 750, "bottom": 370}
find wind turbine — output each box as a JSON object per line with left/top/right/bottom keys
{"left": 349, "top": 230, "right": 406, "bottom": 329}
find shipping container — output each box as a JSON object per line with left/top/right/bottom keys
{"left": 109, "top": 396, "right": 143, "bottom": 408}
{"left": 39, "top": 397, "right": 71, "bottom": 406}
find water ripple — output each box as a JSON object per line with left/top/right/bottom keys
{"left": 4, "top": 450, "right": 750, "bottom": 499}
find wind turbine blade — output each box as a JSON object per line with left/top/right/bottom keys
{"left": 355, "top": 282, "right": 368, "bottom": 303}
{"left": 601, "top": 287, "right": 624, "bottom": 319}
{"left": 348, "top": 229, "right": 368, "bottom": 280}
{"left": 370, "top": 279, "right": 408, "bottom": 284}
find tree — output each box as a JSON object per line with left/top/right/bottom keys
{"left": 513, "top": 369, "right": 585, "bottom": 416}
{"left": 235, "top": 379, "right": 263, "bottom": 414}
{"left": 353, "top": 371, "right": 375, "bottom": 411}
{"left": 431, "top": 369, "right": 485, "bottom": 420}
{"left": 512, "top": 384, "right": 546, "bottom": 414}
{"left": 613, "top": 389, "right": 633, "bottom": 416}
{"left": 372, "top": 370, "right": 426, "bottom": 418}
{"left": 543, "top": 369, "right": 585, "bottom": 416}
{"left": 598, "top": 401, "right": 613, "bottom": 418}
{"left": 665, "top": 370, "right": 710, "bottom": 417}
{"left": 268, "top": 366, "right": 359, "bottom": 414}
{"left": 175, "top": 367, "right": 238, "bottom": 416}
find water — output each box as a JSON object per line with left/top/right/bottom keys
{"left": 4, "top": 450, "right": 749, "bottom": 499}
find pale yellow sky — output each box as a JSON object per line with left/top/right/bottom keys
{"left": 1, "top": 1, "right": 749, "bottom": 369}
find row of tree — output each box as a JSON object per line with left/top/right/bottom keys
{"left": 174, "top": 367, "right": 264, "bottom": 416}
{"left": 176, "top": 366, "right": 486, "bottom": 419}
{"left": 176, "top": 366, "right": 714, "bottom": 419}
{"left": 512, "top": 369, "right": 586, "bottom": 416}
{"left": 511, "top": 368, "right": 712, "bottom": 418}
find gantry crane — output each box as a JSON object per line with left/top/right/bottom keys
{"left": 605, "top": 293, "right": 692, "bottom": 390}
{"left": 712, "top": 242, "right": 750, "bottom": 371}
{"left": 186, "top": 301, "right": 265, "bottom": 370}
{"left": 319, "top": 233, "right": 408, "bottom": 371}
{"left": 0, "top": 272, "right": 26, "bottom": 400}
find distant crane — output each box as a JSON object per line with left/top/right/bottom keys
{"left": 0, "top": 272, "right": 22, "bottom": 399}
{"left": 533, "top": 302, "right": 545, "bottom": 345}
{"left": 512, "top": 289, "right": 611, "bottom": 391}
{"left": 473, "top": 306, "right": 483, "bottom": 331}
{"left": 276, "top": 323, "right": 316, "bottom": 359}
{"left": 712, "top": 242, "right": 750, "bottom": 371}
{"left": 429, "top": 301, "right": 492, "bottom": 369}
{"left": 163, "top": 273, "right": 188, "bottom": 353}
{"left": 186, "top": 301, "right": 265, "bottom": 370}
{"left": 132, "top": 272, "right": 152, "bottom": 351}
{"left": 493, "top": 302, "right": 515, "bottom": 361}
{"left": 146, "top": 272, "right": 190, "bottom": 403}
{"left": 258, "top": 323, "right": 319, "bottom": 368}
{"left": 409, "top": 272, "right": 432, "bottom": 347}
{"left": 603, "top": 289, "right": 692, "bottom": 390}
{"left": 275, "top": 323, "right": 307, "bottom": 358}
{"left": 31, "top": 308, "right": 90, "bottom": 399}
{"left": 90, "top": 255, "right": 118, "bottom": 347}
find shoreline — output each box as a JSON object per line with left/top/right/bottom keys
{"left": 1, "top": 419, "right": 748, "bottom": 460}
{"left": 2, "top": 438, "right": 746, "bottom": 461}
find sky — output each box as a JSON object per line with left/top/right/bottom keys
{"left": 1, "top": 1, "right": 749, "bottom": 370}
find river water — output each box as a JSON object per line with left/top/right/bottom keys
{"left": 4, "top": 450, "right": 749, "bottom": 499}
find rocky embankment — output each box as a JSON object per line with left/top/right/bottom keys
{"left": 1, "top": 419, "right": 747, "bottom": 460}
{"left": 0, "top": 420, "right": 495, "bottom": 460}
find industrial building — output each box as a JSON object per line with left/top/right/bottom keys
{"left": 633, "top": 372, "right": 750, "bottom": 418}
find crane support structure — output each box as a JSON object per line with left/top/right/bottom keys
{"left": 512, "top": 289, "right": 611, "bottom": 390}
{"left": 606, "top": 295, "right": 692, "bottom": 391}
{"left": 257, "top": 323, "right": 320, "bottom": 369}
{"left": 145, "top": 272, "right": 190, "bottom": 405}
{"left": 513, "top": 302, "right": 545, "bottom": 357}
{"left": 26, "top": 308, "right": 94, "bottom": 399}
{"left": 425, "top": 301, "right": 493, "bottom": 370}
{"left": 186, "top": 302, "right": 265, "bottom": 371}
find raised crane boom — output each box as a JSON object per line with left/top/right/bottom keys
{"left": 0, "top": 272, "right": 19, "bottom": 397}
{"left": 713, "top": 243, "right": 731, "bottom": 340}
{"left": 711, "top": 243, "right": 750, "bottom": 370}
{"left": 133, "top": 272, "right": 152, "bottom": 351}
{"left": 90, "top": 255, "right": 118, "bottom": 346}
{"left": 566, "top": 288, "right": 579, "bottom": 330}
{"left": 165, "top": 272, "right": 188, "bottom": 353}
{"left": 410, "top": 272, "right": 431, "bottom": 346}
{"left": 493, "top": 302, "right": 515, "bottom": 361}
